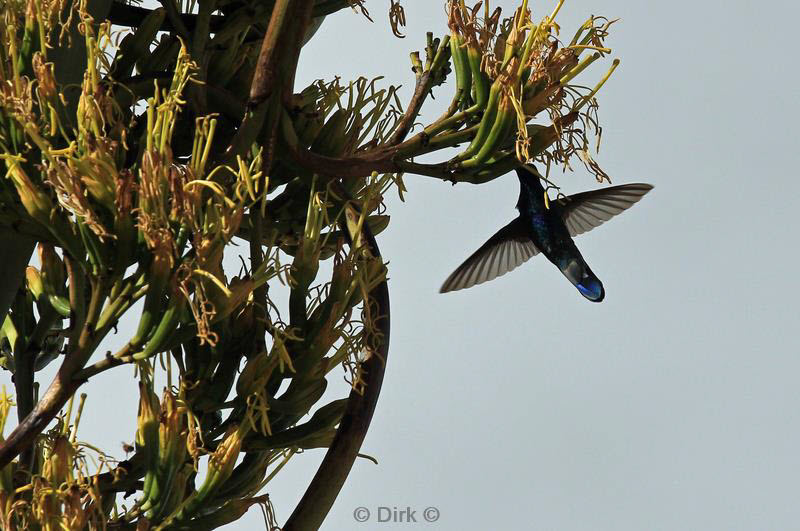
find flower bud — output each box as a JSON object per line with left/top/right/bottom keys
{"left": 25, "top": 266, "right": 44, "bottom": 300}
{"left": 7, "top": 163, "right": 53, "bottom": 225}
{"left": 43, "top": 435, "right": 75, "bottom": 487}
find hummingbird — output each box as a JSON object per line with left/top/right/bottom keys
{"left": 440, "top": 165, "right": 653, "bottom": 301}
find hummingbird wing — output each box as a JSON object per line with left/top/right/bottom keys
{"left": 440, "top": 217, "right": 539, "bottom": 293}
{"left": 559, "top": 183, "right": 653, "bottom": 237}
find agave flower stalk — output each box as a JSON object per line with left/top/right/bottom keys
{"left": 0, "top": 1, "right": 626, "bottom": 528}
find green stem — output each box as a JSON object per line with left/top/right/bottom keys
{"left": 250, "top": 208, "right": 268, "bottom": 354}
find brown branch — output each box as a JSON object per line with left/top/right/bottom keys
{"left": 107, "top": 1, "right": 342, "bottom": 31}
{"left": 224, "top": 0, "right": 315, "bottom": 162}
{"left": 73, "top": 343, "right": 134, "bottom": 381}
{"left": 289, "top": 146, "right": 399, "bottom": 177}
{"left": 388, "top": 72, "right": 433, "bottom": 145}
{"left": 0, "top": 277, "right": 108, "bottom": 469}
{"left": 93, "top": 453, "right": 146, "bottom": 495}
{"left": 388, "top": 36, "right": 451, "bottom": 145}
{"left": 0, "top": 375, "right": 83, "bottom": 469}
{"left": 286, "top": 111, "right": 578, "bottom": 184}
{"left": 248, "top": 0, "right": 293, "bottom": 108}
{"left": 286, "top": 144, "right": 512, "bottom": 183}
{"left": 283, "top": 190, "right": 391, "bottom": 531}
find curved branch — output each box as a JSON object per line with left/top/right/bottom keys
{"left": 283, "top": 193, "right": 391, "bottom": 531}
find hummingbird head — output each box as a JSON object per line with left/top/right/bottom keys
{"left": 561, "top": 259, "right": 605, "bottom": 302}
{"left": 515, "top": 166, "right": 546, "bottom": 211}
{"left": 515, "top": 166, "right": 544, "bottom": 189}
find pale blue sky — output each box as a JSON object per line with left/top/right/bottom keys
{"left": 4, "top": 1, "right": 800, "bottom": 530}
{"left": 279, "top": 2, "right": 800, "bottom": 529}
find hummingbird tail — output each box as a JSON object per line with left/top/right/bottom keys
{"left": 576, "top": 277, "right": 605, "bottom": 302}
{"left": 561, "top": 259, "right": 605, "bottom": 302}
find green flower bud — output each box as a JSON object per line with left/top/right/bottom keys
{"left": 7, "top": 163, "right": 52, "bottom": 225}
{"left": 25, "top": 266, "right": 44, "bottom": 300}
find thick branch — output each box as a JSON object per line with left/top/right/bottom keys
{"left": 283, "top": 191, "right": 391, "bottom": 531}
{"left": 288, "top": 111, "right": 579, "bottom": 184}
{"left": 248, "top": 0, "right": 294, "bottom": 107}
{"left": 107, "top": 0, "right": 343, "bottom": 31}
{"left": 224, "top": 0, "right": 314, "bottom": 161}
{"left": 0, "top": 277, "right": 108, "bottom": 468}
{"left": 0, "top": 374, "right": 83, "bottom": 469}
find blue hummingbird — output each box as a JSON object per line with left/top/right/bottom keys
{"left": 440, "top": 165, "right": 653, "bottom": 301}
